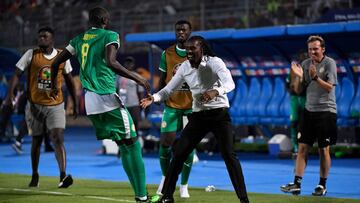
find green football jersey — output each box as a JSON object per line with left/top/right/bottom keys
{"left": 69, "top": 28, "right": 120, "bottom": 94}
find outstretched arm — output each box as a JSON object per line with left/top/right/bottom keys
{"left": 63, "top": 73, "right": 78, "bottom": 118}
{"left": 106, "top": 44, "right": 151, "bottom": 94}
{"left": 51, "top": 49, "right": 73, "bottom": 98}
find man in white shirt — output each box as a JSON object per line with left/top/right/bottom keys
{"left": 141, "top": 36, "right": 249, "bottom": 203}
{"left": 3, "top": 27, "right": 77, "bottom": 188}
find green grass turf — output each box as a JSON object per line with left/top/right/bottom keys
{"left": 0, "top": 173, "right": 357, "bottom": 203}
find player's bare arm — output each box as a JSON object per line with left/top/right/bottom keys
{"left": 3, "top": 68, "right": 23, "bottom": 107}
{"left": 51, "top": 49, "right": 73, "bottom": 99}
{"left": 63, "top": 73, "right": 78, "bottom": 119}
{"left": 105, "top": 44, "right": 151, "bottom": 94}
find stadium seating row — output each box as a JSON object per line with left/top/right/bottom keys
{"left": 229, "top": 76, "right": 360, "bottom": 127}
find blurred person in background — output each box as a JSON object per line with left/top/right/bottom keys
{"left": 117, "top": 56, "right": 145, "bottom": 132}
{"left": 286, "top": 50, "right": 308, "bottom": 156}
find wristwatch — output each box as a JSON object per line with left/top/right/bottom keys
{"left": 312, "top": 75, "right": 319, "bottom": 81}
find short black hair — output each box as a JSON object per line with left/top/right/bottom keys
{"left": 38, "top": 26, "right": 54, "bottom": 35}
{"left": 175, "top": 20, "right": 192, "bottom": 29}
{"left": 89, "top": 7, "right": 109, "bottom": 25}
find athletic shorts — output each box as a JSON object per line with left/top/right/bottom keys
{"left": 25, "top": 102, "right": 65, "bottom": 136}
{"left": 160, "top": 106, "right": 192, "bottom": 133}
{"left": 298, "top": 109, "right": 337, "bottom": 148}
{"left": 87, "top": 107, "right": 137, "bottom": 141}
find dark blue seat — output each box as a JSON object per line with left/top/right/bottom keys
{"left": 337, "top": 77, "right": 355, "bottom": 126}
{"left": 261, "top": 77, "right": 286, "bottom": 124}
{"left": 241, "top": 77, "right": 261, "bottom": 124}
{"left": 251, "top": 77, "right": 273, "bottom": 125}
{"left": 336, "top": 81, "right": 341, "bottom": 102}
{"left": 229, "top": 79, "right": 248, "bottom": 124}
{"left": 350, "top": 77, "right": 360, "bottom": 126}
{"left": 275, "top": 91, "right": 291, "bottom": 126}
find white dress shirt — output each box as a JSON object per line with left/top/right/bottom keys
{"left": 153, "top": 56, "right": 235, "bottom": 112}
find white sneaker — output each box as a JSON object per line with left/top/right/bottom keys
{"left": 180, "top": 184, "right": 190, "bottom": 198}
{"left": 156, "top": 176, "right": 165, "bottom": 195}
{"left": 193, "top": 153, "right": 199, "bottom": 164}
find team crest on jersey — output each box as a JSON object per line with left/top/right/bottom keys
{"left": 161, "top": 121, "right": 167, "bottom": 128}
{"left": 37, "top": 65, "right": 51, "bottom": 90}
{"left": 319, "top": 66, "right": 325, "bottom": 73}
{"left": 172, "top": 63, "right": 182, "bottom": 76}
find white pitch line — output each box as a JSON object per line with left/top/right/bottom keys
{"left": 85, "top": 196, "right": 134, "bottom": 202}
{"left": 13, "top": 188, "right": 72, "bottom": 196}
{"left": 0, "top": 187, "right": 134, "bottom": 202}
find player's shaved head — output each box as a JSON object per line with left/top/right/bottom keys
{"left": 89, "top": 7, "right": 109, "bottom": 27}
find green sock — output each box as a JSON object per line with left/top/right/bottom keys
{"left": 159, "top": 145, "right": 172, "bottom": 176}
{"left": 181, "top": 149, "right": 195, "bottom": 185}
{"left": 119, "top": 140, "right": 147, "bottom": 197}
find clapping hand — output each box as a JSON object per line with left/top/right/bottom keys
{"left": 290, "top": 62, "right": 303, "bottom": 78}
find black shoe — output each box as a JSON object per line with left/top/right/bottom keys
{"left": 135, "top": 195, "right": 161, "bottom": 203}
{"left": 160, "top": 196, "right": 174, "bottom": 203}
{"left": 280, "top": 182, "right": 301, "bottom": 195}
{"left": 28, "top": 174, "right": 39, "bottom": 187}
{"left": 58, "top": 174, "right": 73, "bottom": 188}
{"left": 312, "top": 185, "right": 327, "bottom": 196}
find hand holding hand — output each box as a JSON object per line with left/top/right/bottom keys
{"left": 140, "top": 94, "right": 154, "bottom": 109}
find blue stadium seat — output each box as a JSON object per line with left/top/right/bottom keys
{"left": 227, "top": 86, "right": 236, "bottom": 105}
{"left": 250, "top": 77, "right": 273, "bottom": 124}
{"left": 350, "top": 76, "right": 360, "bottom": 126}
{"left": 261, "top": 77, "right": 286, "bottom": 124}
{"left": 229, "top": 79, "right": 248, "bottom": 124}
{"left": 337, "top": 77, "right": 355, "bottom": 126}
{"left": 276, "top": 91, "right": 291, "bottom": 125}
{"left": 336, "top": 81, "right": 341, "bottom": 102}
{"left": 242, "top": 77, "right": 261, "bottom": 124}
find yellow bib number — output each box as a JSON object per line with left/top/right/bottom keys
{"left": 81, "top": 43, "right": 89, "bottom": 70}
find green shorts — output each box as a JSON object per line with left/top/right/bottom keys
{"left": 290, "top": 95, "right": 306, "bottom": 122}
{"left": 161, "top": 106, "right": 192, "bottom": 133}
{"left": 87, "top": 107, "right": 137, "bottom": 141}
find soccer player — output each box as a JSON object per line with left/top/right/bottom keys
{"left": 50, "top": 7, "right": 157, "bottom": 203}
{"left": 156, "top": 20, "right": 194, "bottom": 198}
{"left": 141, "top": 36, "right": 249, "bottom": 203}
{"left": 281, "top": 35, "right": 338, "bottom": 196}
{"left": 3, "top": 26, "right": 77, "bottom": 188}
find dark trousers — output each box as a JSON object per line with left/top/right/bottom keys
{"left": 161, "top": 108, "right": 248, "bottom": 199}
